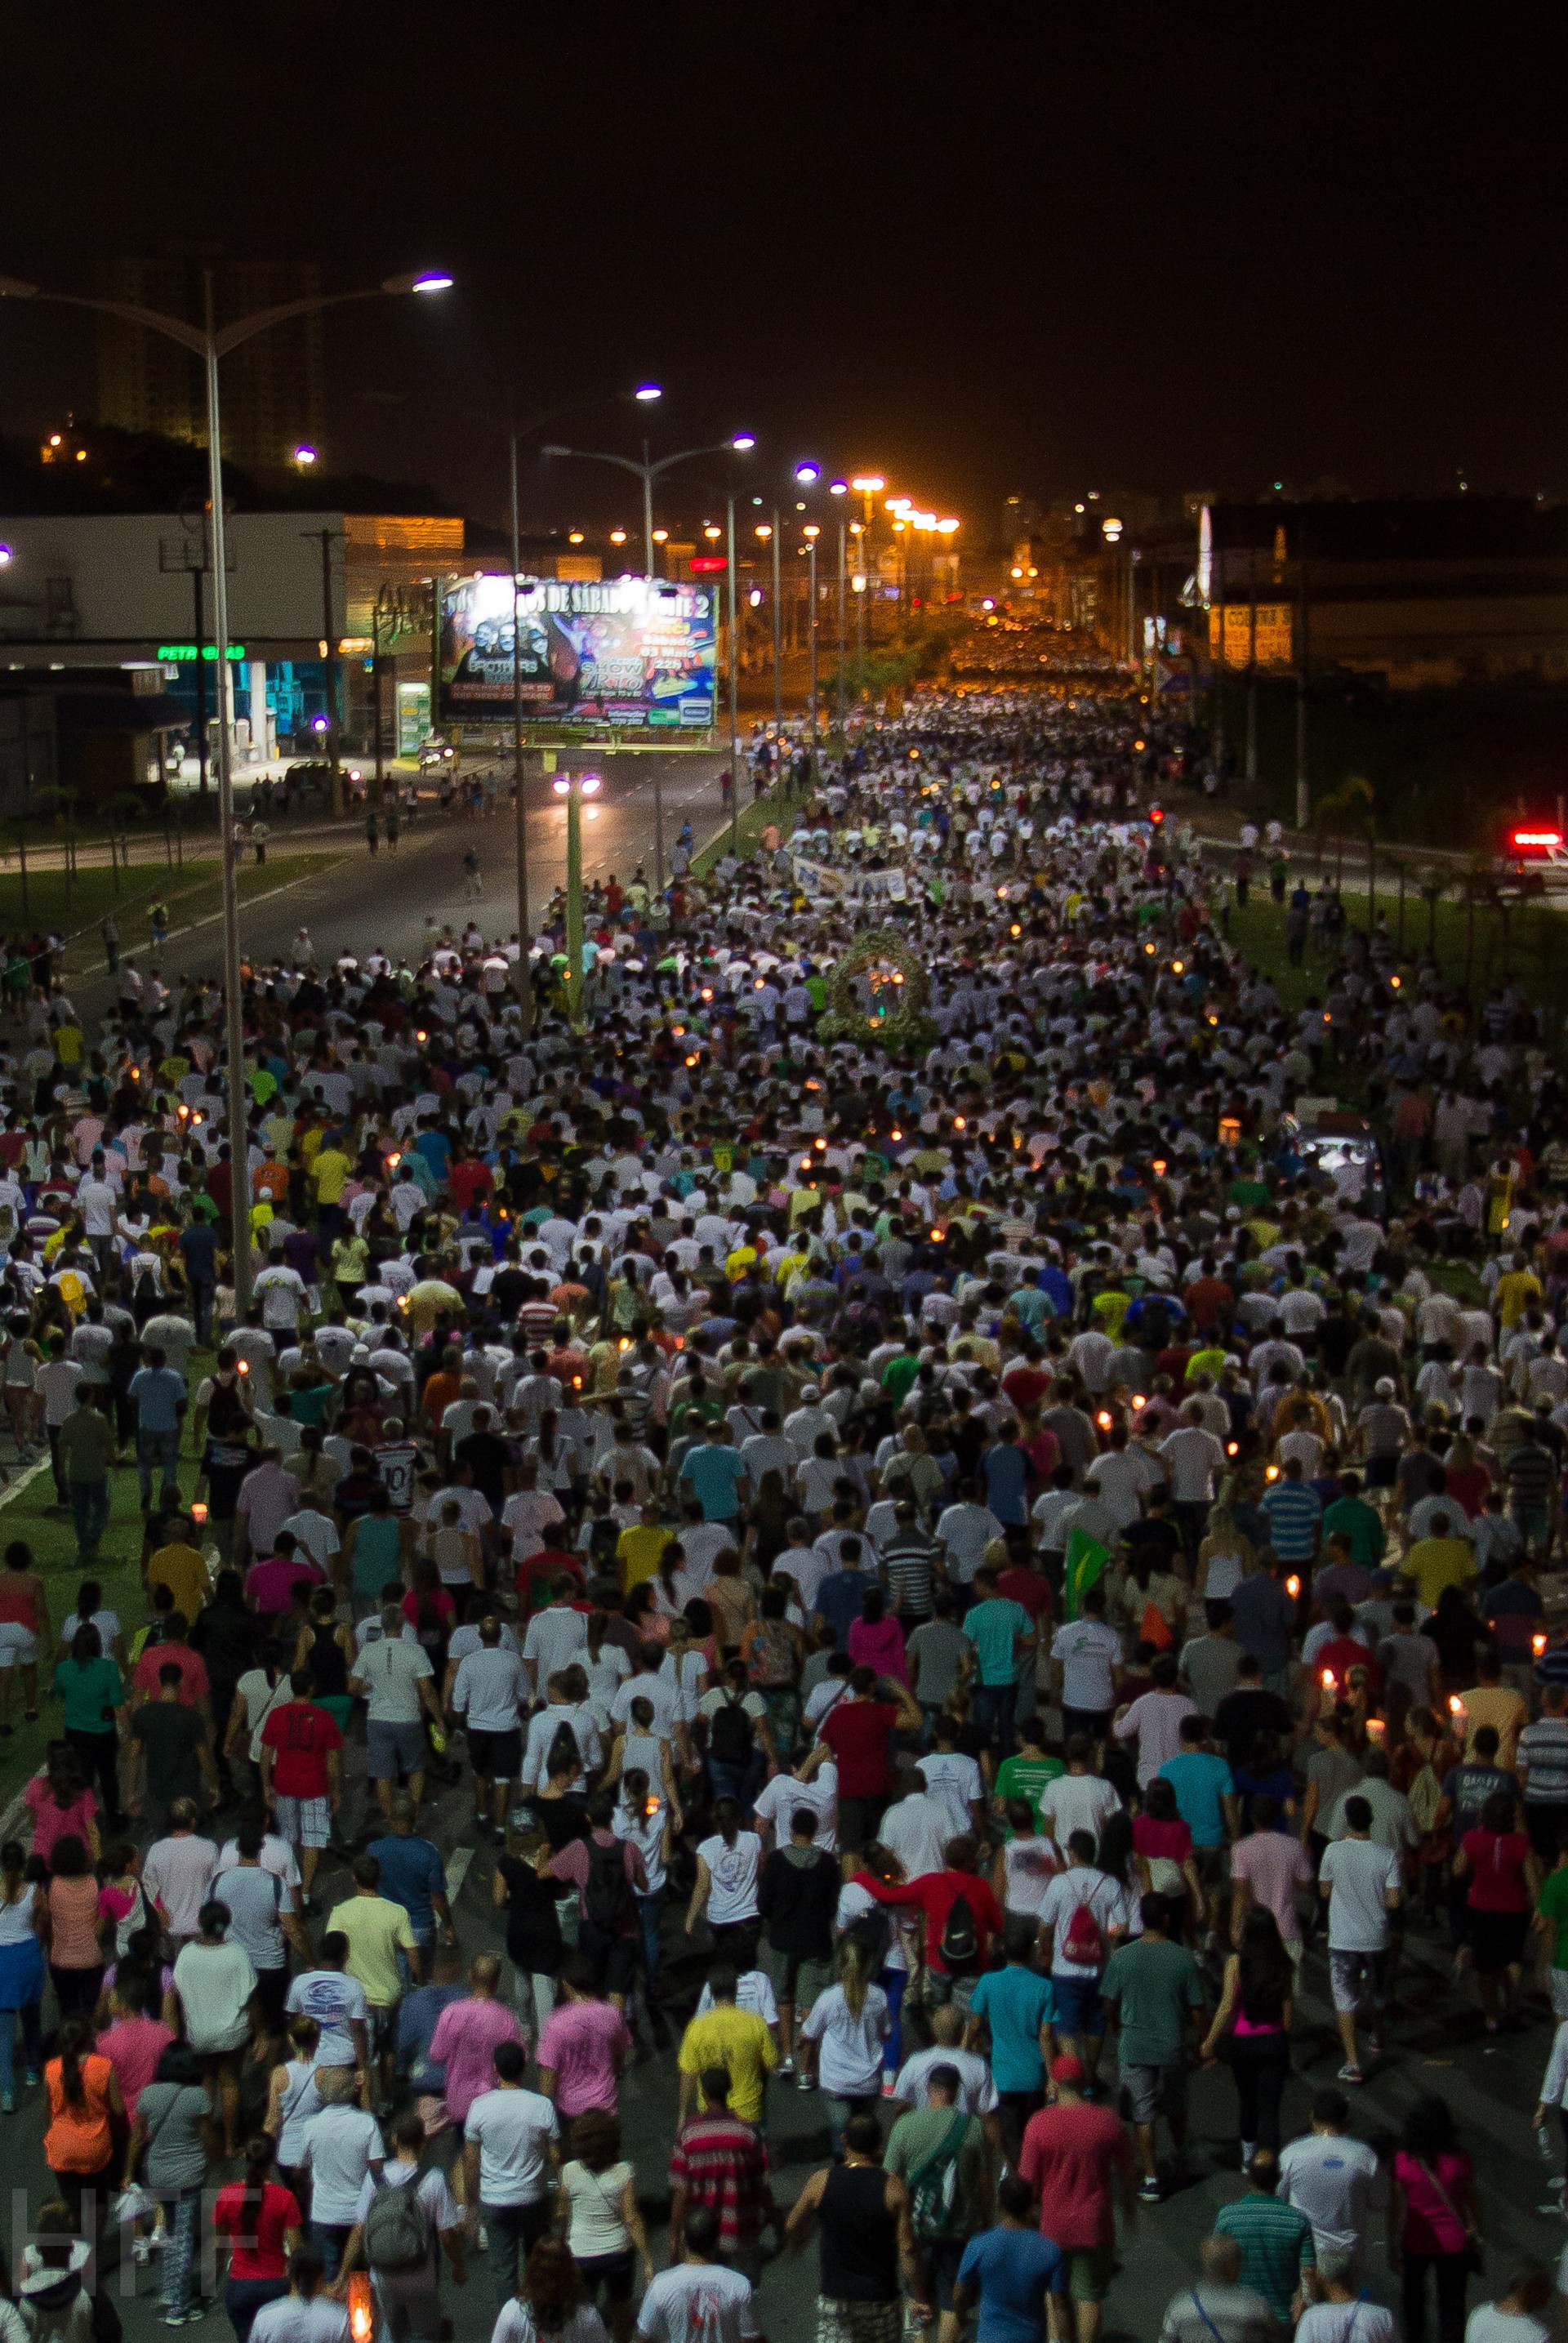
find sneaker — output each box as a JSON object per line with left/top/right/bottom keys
{"left": 881, "top": 2073, "right": 897, "bottom": 2098}
{"left": 1138, "top": 2177, "right": 1162, "bottom": 2204}
{"left": 0, "top": 2095, "right": 11, "bottom": 2115}
{"left": 796, "top": 2071, "right": 817, "bottom": 2091}
{"left": 134, "top": 2239, "right": 153, "bottom": 2265}
{"left": 1338, "top": 2064, "right": 1366, "bottom": 2086}
{"left": 777, "top": 2058, "right": 795, "bottom": 2078}
{"left": 23, "top": 2071, "right": 38, "bottom": 2087}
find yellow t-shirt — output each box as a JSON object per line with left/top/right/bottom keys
{"left": 617, "top": 1525, "right": 671, "bottom": 1591}
{"left": 677, "top": 2005, "right": 777, "bottom": 2123}
{"left": 325, "top": 1893, "right": 416, "bottom": 2010}
{"left": 149, "top": 1543, "right": 212, "bottom": 1624}
{"left": 1495, "top": 1271, "right": 1543, "bottom": 1331}
{"left": 311, "top": 1148, "right": 353, "bottom": 1205}
{"left": 1401, "top": 1537, "right": 1477, "bottom": 1609}
{"left": 1460, "top": 1682, "right": 1529, "bottom": 1768}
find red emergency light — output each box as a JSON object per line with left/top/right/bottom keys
{"left": 690, "top": 555, "right": 728, "bottom": 573}
{"left": 1512, "top": 830, "right": 1561, "bottom": 847}
{"left": 1148, "top": 804, "right": 1165, "bottom": 823}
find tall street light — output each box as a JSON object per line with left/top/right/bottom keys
{"left": 551, "top": 766, "right": 601, "bottom": 1029}
{"left": 538, "top": 431, "right": 752, "bottom": 889}
{"left": 829, "top": 480, "right": 849, "bottom": 735}
{"left": 0, "top": 263, "right": 451, "bottom": 1313}
{"left": 506, "top": 383, "right": 661, "bottom": 1034}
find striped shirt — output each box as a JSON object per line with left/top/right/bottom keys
{"left": 1258, "top": 1481, "right": 1322, "bottom": 1562}
{"left": 1519, "top": 1717, "right": 1568, "bottom": 1805}
{"left": 880, "top": 1531, "right": 939, "bottom": 1619}
{"left": 1212, "top": 2191, "right": 1316, "bottom": 2322}
{"left": 666, "top": 2112, "right": 773, "bottom": 2248}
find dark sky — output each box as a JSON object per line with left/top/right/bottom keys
{"left": 6, "top": 7, "right": 1568, "bottom": 542}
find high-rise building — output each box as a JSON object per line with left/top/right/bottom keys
{"left": 94, "top": 256, "right": 324, "bottom": 467}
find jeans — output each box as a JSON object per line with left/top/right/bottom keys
{"left": 311, "top": 2221, "right": 354, "bottom": 2281}
{"left": 69, "top": 1477, "right": 110, "bottom": 1557}
{"left": 514, "top": 1968, "right": 556, "bottom": 2041}
{"left": 226, "top": 2278, "right": 288, "bottom": 2343}
{"left": 973, "top": 1682, "right": 1018, "bottom": 1756}
{"left": 636, "top": 1892, "right": 663, "bottom": 1996}
{"left": 0, "top": 2000, "right": 42, "bottom": 2096}
{"left": 839, "top": 1795, "right": 887, "bottom": 1852}
{"left": 706, "top": 1754, "right": 763, "bottom": 1811}
{"left": 46, "top": 1425, "right": 65, "bottom": 1502}
{"left": 483, "top": 2197, "right": 551, "bottom": 2310}
{"left": 159, "top": 2187, "right": 201, "bottom": 2316}
{"left": 824, "top": 2091, "right": 879, "bottom": 2156}
{"left": 880, "top": 1967, "right": 906, "bottom": 2074}
{"left": 1227, "top": 2030, "right": 1290, "bottom": 2151}
{"left": 1401, "top": 2251, "right": 1472, "bottom": 2343}
{"left": 135, "top": 1425, "right": 180, "bottom": 1503}
{"left": 189, "top": 1281, "right": 215, "bottom": 1347}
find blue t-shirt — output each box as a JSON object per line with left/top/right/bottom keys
{"left": 1157, "top": 1750, "right": 1236, "bottom": 1848}
{"left": 681, "top": 1443, "right": 748, "bottom": 1521}
{"left": 982, "top": 1445, "right": 1029, "bottom": 1526}
{"left": 363, "top": 1833, "right": 447, "bottom": 1936}
{"left": 128, "top": 1364, "right": 186, "bottom": 1432}
{"left": 961, "top": 1598, "right": 1031, "bottom": 1687}
{"left": 817, "top": 1569, "right": 876, "bottom": 1653}
{"left": 967, "top": 1966, "right": 1057, "bottom": 2091}
{"left": 956, "top": 2226, "right": 1067, "bottom": 2343}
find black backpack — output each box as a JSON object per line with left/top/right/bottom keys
{"left": 709, "top": 1690, "right": 755, "bottom": 1766}
{"left": 938, "top": 1886, "right": 980, "bottom": 1971}
{"left": 584, "top": 1836, "right": 633, "bottom": 1935}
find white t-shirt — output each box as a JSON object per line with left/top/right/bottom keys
{"left": 752, "top": 1766, "right": 839, "bottom": 1854}
{"left": 463, "top": 2085, "right": 559, "bottom": 2206}
{"left": 935, "top": 1503, "right": 1004, "bottom": 1583}
{"left": 1320, "top": 1837, "right": 1401, "bottom": 1953}
{"left": 1040, "top": 1772, "right": 1122, "bottom": 1850}
{"left": 1277, "top": 2131, "right": 1388, "bottom": 2255}
{"left": 917, "top": 1750, "right": 984, "bottom": 1840}
{"left": 249, "top": 2298, "right": 350, "bottom": 2343}
{"left": 1037, "top": 1867, "right": 1136, "bottom": 1978}
{"left": 694, "top": 1970, "right": 778, "bottom": 2026}
{"left": 1463, "top": 2313, "right": 1549, "bottom": 2343}
{"left": 172, "top": 1939, "right": 258, "bottom": 2051}
{"left": 353, "top": 1636, "right": 434, "bottom": 1726}
{"left": 892, "top": 2043, "right": 997, "bottom": 2113}
{"left": 1001, "top": 1834, "right": 1062, "bottom": 1916}
{"left": 284, "top": 1968, "right": 368, "bottom": 2066}
{"left": 636, "top": 2263, "right": 760, "bottom": 2343}
{"left": 879, "top": 1791, "right": 952, "bottom": 1882}
{"left": 800, "top": 1980, "right": 890, "bottom": 2096}
{"left": 1158, "top": 1425, "right": 1227, "bottom": 1502}
{"left": 1050, "top": 1619, "right": 1122, "bottom": 1711}
{"left": 523, "top": 1606, "right": 589, "bottom": 1686}
{"left": 451, "top": 1648, "right": 529, "bottom": 1735}
{"left": 300, "top": 2103, "right": 385, "bottom": 2224}
{"left": 351, "top": 2159, "right": 459, "bottom": 2243}
{"left": 697, "top": 1831, "right": 762, "bottom": 1924}
{"left": 1296, "top": 2306, "right": 1396, "bottom": 2343}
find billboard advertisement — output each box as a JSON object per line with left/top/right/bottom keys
{"left": 439, "top": 573, "right": 715, "bottom": 732}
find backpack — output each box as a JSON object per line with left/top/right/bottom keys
{"left": 1139, "top": 1601, "right": 1174, "bottom": 1652}
{"left": 905, "top": 2109, "right": 972, "bottom": 2238}
{"left": 364, "top": 2175, "right": 434, "bottom": 2271}
{"left": 1408, "top": 1761, "right": 1443, "bottom": 1837}
{"left": 709, "top": 1691, "right": 755, "bottom": 1767}
{"left": 1061, "top": 1880, "right": 1106, "bottom": 1968}
{"left": 584, "top": 1836, "right": 634, "bottom": 1936}
{"left": 938, "top": 1886, "right": 980, "bottom": 1971}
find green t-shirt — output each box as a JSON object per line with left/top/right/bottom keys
{"left": 53, "top": 1655, "right": 124, "bottom": 1735}
{"left": 882, "top": 1355, "right": 922, "bottom": 1405}
{"left": 962, "top": 1597, "right": 1031, "bottom": 1686}
{"left": 1100, "top": 1935, "right": 1203, "bottom": 2066}
{"left": 994, "top": 1753, "right": 1065, "bottom": 1833}
{"left": 1320, "top": 1497, "right": 1386, "bottom": 1570}
{"left": 884, "top": 2105, "right": 990, "bottom": 2238}
{"left": 1539, "top": 1867, "right": 1568, "bottom": 1972}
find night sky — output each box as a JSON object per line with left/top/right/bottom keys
{"left": 6, "top": 8, "right": 1567, "bottom": 541}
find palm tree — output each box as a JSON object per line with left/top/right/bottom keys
{"left": 1417, "top": 866, "right": 1450, "bottom": 953}
{"left": 1316, "top": 776, "right": 1378, "bottom": 924}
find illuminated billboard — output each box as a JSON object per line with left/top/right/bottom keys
{"left": 439, "top": 572, "right": 715, "bottom": 731}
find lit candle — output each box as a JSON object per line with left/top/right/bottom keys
{"left": 1286, "top": 1575, "right": 1301, "bottom": 1601}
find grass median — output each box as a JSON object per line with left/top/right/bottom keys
{"left": 0, "top": 853, "right": 345, "bottom": 978}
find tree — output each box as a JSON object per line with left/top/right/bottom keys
{"left": 1316, "top": 776, "right": 1379, "bottom": 926}
{"left": 1417, "top": 866, "right": 1450, "bottom": 953}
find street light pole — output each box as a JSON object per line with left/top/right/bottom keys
{"left": 552, "top": 768, "right": 601, "bottom": 1030}
{"left": 805, "top": 529, "right": 819, "bottom": 743}
{"left": 0, "top": 263, "right": 452, "bottom": 1313}
{"left": 508, "top": 430, "right": 532, "bottom": 1035}
{"left": 726, "top": 492, "right": 740, "bottom": 856}
{"left": 835, "top": 522, "right": 847, "bottom": 736}
{"left": 771, "top": 511, "right": 782, "bottom": 733}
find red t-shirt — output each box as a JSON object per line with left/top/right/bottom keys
{"left": 997, "top": 1566, "right": 1051, "bottom": 1632}
{"left": 1462, "top": 1827, "right": 1532, "bottom": 1913}
{"left": 1132, "top": 1814, "right": 1193, "bottom": 1863}
{"left": 214, "top": 2179, "right": 302, "bottom": 2279}
{"left": 1018, "top": 2101, "right": 1134, "bottom": 2248}
{"left": 817, "top": 1699, "right": 899, "bottom": 1797}
{"left": 1001, "top": 1365, "right": 1052, "bottom": 1418}
{"left": 864, "top": 1868, "right": 1004, "bottom": 1974}
{"left": 260, "top": 1699, "right": 342, "bottom": 1797}
{"left": 1314, "top": 1637, "right": 1384, "bottom": 1699}
{"left": 131, "top": 1642, "right": 210, "bottom": 1707}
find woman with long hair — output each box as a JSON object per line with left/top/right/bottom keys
{"left": 797, "top": 1935, "right": 892, "bottom": 2152}
{"left": 0, "top": 1838, "right": 43, "bottom": 2111}
{"left": 532, "top": 1729, "right": 591, "bottom": 1855}
{"left": 1196, "top": 1488, "right": 1254, "bottom": 1605}
{"left": 42, "top": 2012, "right": 122, "bottom": 2229}
{"left": 741, "top": 1582, "right": 804, "bottom": 1757}
{"left": 503, "top": 2236, "right": 610, "bottom": 2343}
{"left": 1391, "top": 2096, "right": 1480, "bottom": 2343}
{"left": 212, "top": 2133, "right": 304, "bottom": 2343}
{"left": 1200, "top": 1905, "right": 1294, "bottom": 2160}
{"left": 836, "top": 1842, "right": 913, "bottom": 2084}
{"left": 1453, "top": 1785, "right": 1540, "bottom": 2030}
{"left": 657, "top": 1613, "right": 709, "bottom": 1729}
{"left": 555, "top": 2111, "right": 653, "bottom": 2343}
{"left": 51, "top": 1623, "right": 127, "bottom": 1833}
{"left": 263, "top": 2012, "right": 323, "bottom": 2216}
{"left": 686, "top": 1793, "right": 763, "bottom": 1970}
{"left": 127, "top": 2038, "right": 212, "bottom": 2324}
{"left": 292, "top": 1588, "right": 354, "bottom": 1734}
{"left": 705, "top": 1548, "right": 756, "bottom": 1655}
{"left": 45, "top": 1833, "right": 105, "bottom": 2017}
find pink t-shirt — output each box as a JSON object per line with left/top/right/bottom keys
{"left": 536, "top": 1997, "right": 632, "bottom": 2118}
{"left": 848, "top": 1615, "right": 908, "bottom": 1686}
{"left": 96, "top": 2016, "right": 174, "bottom": 2119}
{"left": 1231, "top": 1831, "right": 1314, "bottom": 1948}
{"left": 1394, "top": 2149, "right": 1473, "bottom": 2254}
{"left": 426, "top": 1995, "right": 522, "bottom": 2123}
{"left": 24, "top": 1781, "right": 98, "bottom": 1867}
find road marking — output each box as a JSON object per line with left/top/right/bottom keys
{"left": 446, "top": 1846, "right": 475, "bottom": 1900}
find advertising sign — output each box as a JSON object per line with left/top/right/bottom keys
{"left": 396, "top": 681, "right": 431, "bottom": 756}
{"left": 1208, "top": 604, "right": 1293, "bottom": 668}
{"left": 440, "top": 573, "right": 715, "bottom": 733}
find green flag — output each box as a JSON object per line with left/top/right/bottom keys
{"left": 1064, "top": 1524, "right": 1110, "bottom": 1622}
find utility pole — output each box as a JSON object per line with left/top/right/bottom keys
{"left": 1295, "top": 528, "right": 1310, "bottom": 831}
{"left": 1213, "top": 542, "right": 1227, "bottom": 779}
{"left": 835, "top": 521, "right": 847, "bottom": 735}
{"left": 1245, "top": 551, "right": 1258, "bottom": 786}
{"left": 191, "top": 564, "right": 207, "bottom": 797}
{"left": 508, "top": 433, "right": 532, "bottom": 1035}
{"left": 726, "top": 492, "right": 740, "bottom": 857}
{"left": 771, "top": 510, "right": 782, "bottom": 733}
{"left": 301, "top": 525, "right": 344, "bottom": 815}
{"left": 806, "top": 532, "right": 819, "bottom": 742}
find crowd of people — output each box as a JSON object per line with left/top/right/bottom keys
{"left": 0, "top": 676, "right": 1560, "bottom": 2343}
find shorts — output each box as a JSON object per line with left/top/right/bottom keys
{"left": 1364, "top": 1454, "right": 1397, "bottom": 1490}
{"left": 816, "top": 2299, "right": 902, "bottom": 2343}
{"left": 1549, "top": 1969, "right": 1568, "bottom": 2020}
{"left": 1067, "top": 2244, "right": 1117, "bottom": 2303}
{"left": 467, "top": 1728, "right": 523, "bottom": 1782}
{"left": 1051, "top": 1974, "right": 1105, "bottom": 2038}
{"left": 760, "top": 1940, "right": 834, "bottom": 2008}
{"left": 0, "top": 1624, "right": 38, "bottom": 1668}
{"left": 577, "top": 2251, "right": 635, "bottom": 2305}
{"left": 1122, "top": 2060, "right": 1185, "bottom": 2126}
{"left": 366, "top": 1719, "right": 430, "bottom": 1780}
{"left": 1194, "top": 1844, "right": 1230, "bottom": 1891}
{"left": 1329, "top": 1949, "right": 1388, "bottom": 2015}
{"left": 274, "top": 1795, "right": 332, "bottom": 1850}
{"left": 1468, "top": 1907, "right": 1529, "bottom": 1976}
